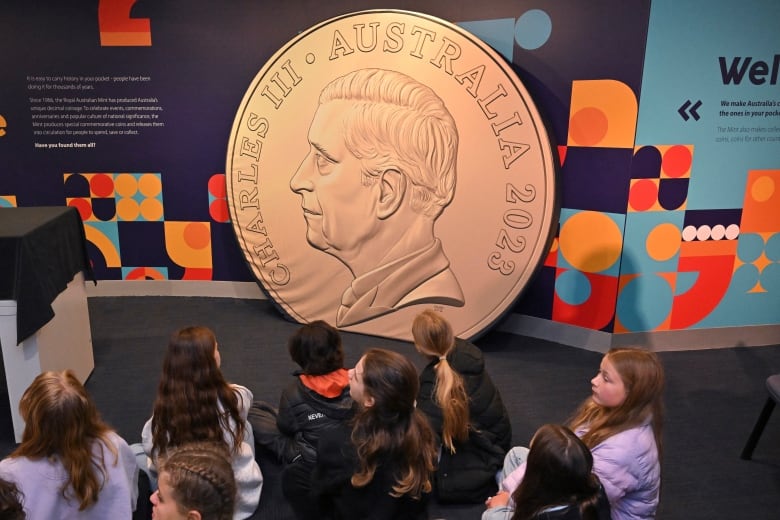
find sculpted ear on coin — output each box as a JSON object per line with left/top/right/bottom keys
{"left": 377, "top": 169, "right": 406, "bottom": 219}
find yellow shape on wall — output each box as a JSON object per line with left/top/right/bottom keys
{"left": 164, "top": 221, "right": 212, "bottom": 268}
{"left": 568, "top": 79, "right": 637, "bottom": 148}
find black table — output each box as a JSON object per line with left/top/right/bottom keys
{"left": 0, "top": 206, "right": 94, "bottom": 344}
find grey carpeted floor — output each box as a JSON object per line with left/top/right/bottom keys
{"left": 1, "top": 296, "right": 779, "bottom": 519}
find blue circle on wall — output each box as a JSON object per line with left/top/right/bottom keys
{"left": 555, "top": 269, "right": 591, "bottom": 305}
{"left": 764, "top": 233, "right": 780, "bottom": 261}
{"left": 737, "top": 233, "right": 765, "bottom": 263}
{"left": 515, "top": 9, "right": 552, "bottom": 50}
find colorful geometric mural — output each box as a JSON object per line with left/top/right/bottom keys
{"left": 63, "top": 172, "right": 217, "bottom": 281}
{"left": 1, "top": 1, "right": 777, "bottom": 337}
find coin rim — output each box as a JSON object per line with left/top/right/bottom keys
{"left": 225, "top": 8, "right": 560, "bottom": 340}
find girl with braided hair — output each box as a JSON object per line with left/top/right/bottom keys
{"left": 412, "top": 310, "right": 512, "bottom": 503}
{"left": 151, "top": 442, "right": 237, "bottom": 520}
{"left": 139, "top": 326, "right": 262, "bottom": 519}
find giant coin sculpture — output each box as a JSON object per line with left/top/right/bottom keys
{"left": 227, "top": 10, "right": 558, "bottom": 341}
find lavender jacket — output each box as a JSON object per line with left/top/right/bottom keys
{"left": 500, "top": 422, "right": 660, "bottom": 520}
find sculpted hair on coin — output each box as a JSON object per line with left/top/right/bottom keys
{"left": 319, "top": 68, "right": 458, "bottom": 218}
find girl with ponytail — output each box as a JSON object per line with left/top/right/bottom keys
{"left": 412, "top": 310, "right": 512, "bottom": 503}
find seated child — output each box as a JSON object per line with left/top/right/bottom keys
{"left": 412, "top": 310, "right": 512, "bottom": 503}
{"left": 310, "top": 348, "right": 437, "bottom": 520}
{"left": 0, "top": 370, "right": 138, "bottom": 518}
{"left": 485, "top": 348, "right": 663, "bottom": 520}
{"left": 248, "top": 320, "right": 353, "bottom": 518}
{"left": 139, "top": 326, "right": 262, "bottom": 520}
{"left": 152, "top": 442, "right": 237, "bottom": 520}
{"left": 484, "top": 424, "right": 610, "bottom": 520}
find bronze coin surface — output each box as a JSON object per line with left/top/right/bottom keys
{"left": 226, "top": 9, "right": 558, "bottom": 341}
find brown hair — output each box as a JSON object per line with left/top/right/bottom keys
{"left": 159, "top": 442, "right": 236, "bottom": 520}
{"left": 0, "top": 478, "right": 24, "bottom": 519}
{"left": 287, "top": 320, "right": 344, "bottom": 375}
{"left": 569, "top": 347, "right": 664, "bottom": 455}
{"left": 511, "top": 424, "right": 604, "bottom": 520}
{"left": 411, "top": 310, "right": 469, "bottom": 452}
{"left": 12, "top": 370, "right": 118, "bottom": 511}
{"left": 351, "top": 349, "right": 437, "bottom": 499}
{"left": 151, "top": 326, "right": 245, "bottom": 459}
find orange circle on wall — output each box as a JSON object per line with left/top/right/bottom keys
{"left": 750, "top": 174, "right": 775, "bottom": 203}
{"left": 559, "top": 212, "right": 622, "bottom": 273}
{"left": 114, "top": 173, "right": 138, "bottom": 197}
{"left": 138, "top": 174, "right": 162, "bottom": 197}
{"left": 569, "top": 107, "right": 609, "bottom": 147}
{"left": 183, "top": 222, "right": 210, "bottom": 249}
{"left": 646, "top": 222, "right": 680, "bottom": 261}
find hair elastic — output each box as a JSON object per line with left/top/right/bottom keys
{"left": 439, "top": 355, "right": 447, "bottom": 361}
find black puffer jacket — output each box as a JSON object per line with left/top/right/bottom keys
{"left": 417, "top": 338, "right": 512, "bottom": 503}
{"left": 276, "top": 375, "right": 354, "bottom": 463}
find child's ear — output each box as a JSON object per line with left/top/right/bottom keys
{"left": 187, "top": 511, "right": 202, "bottom": 520}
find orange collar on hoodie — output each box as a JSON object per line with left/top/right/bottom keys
{"left": 299, "top": 368, "right": 349, "bottom": 398}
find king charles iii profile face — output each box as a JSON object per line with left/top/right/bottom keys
{"left": 290, "top": 68, "right": 464, "bottom": 327}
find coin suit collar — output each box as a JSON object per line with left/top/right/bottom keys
{"left": 336, "top": 238, "right": 464, "bottom": 327}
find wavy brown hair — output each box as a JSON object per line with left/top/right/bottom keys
{"left": 351, "top": 349, "right": 437, "bottom": 499}
{"left": 159, "top": 442, "right": 237, "bottom": 520}
{"left": 412, "top": 310, "right": 469, "bottom": 453}
{"left": 511, "top": 424, "right": 604, "bottom": 520}
{"left": 0, "top": 478, "right": 24, "bottom": 519}
{"left": 568, "top": 347, "right": 664, "bottom": 456}
{"left": 151, "top": 326, "right": 245, "bottom": 459}
{"left": 12, "top": 370, "right": 118, "bottom": 511}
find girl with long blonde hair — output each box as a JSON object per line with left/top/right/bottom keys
{"left": 412, "top": 310, "right": 512, "bottom": 503}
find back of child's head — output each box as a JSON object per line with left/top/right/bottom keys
{"left": 351, "top": 349, "right": 436, "bottom": 498}
{"left": 153, "top": 326, "right": 242, "bottom": 456}
{"left": 0, "top": 478, "right": 25, "bottom": 519}
{"left": 525, "top": 424, "right": 594, "bottom": 493}
{"left": 164, "top": 325, "right": 220, "bottom": 379}
{"left": 15, "top": 370, "right": 112, "bottom": 511}
{"left": 360, "top": 348, "right": 419, "bottom": 422}
{"left": 18, "top": 370, "right": 106, "bottom": 456}
{"left": 411, "top": 309, "right": 454, "bottom": 357}
{"left": 512, "top": 424, "right": 602, "bottom": 520}
{"left": 411, "top": 310, "right": 469, "bottom": 451}
{"left": 159, "top": 442, "right": 236, "bottom": 520}
{"left": 287, "top": 320, "right": 344, "bottom": 375}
